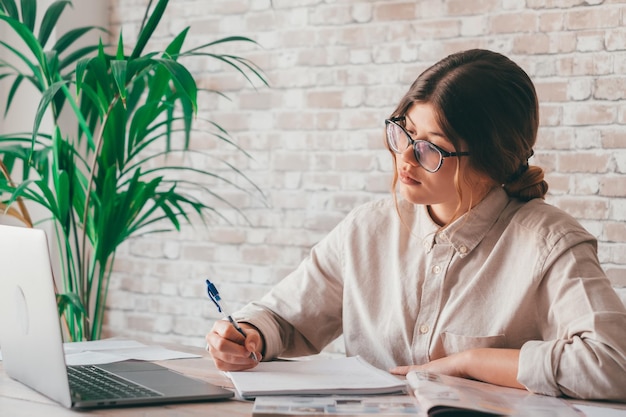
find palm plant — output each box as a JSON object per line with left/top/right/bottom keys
{"left": 0, "top": 0, "right": 267, "bottom": 341}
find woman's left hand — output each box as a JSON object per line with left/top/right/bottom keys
{"left": 389, "top": 351, "right": 468, "bottom": 377}
{"left": 389, "top": 348, "right": 524, "bottom": 390}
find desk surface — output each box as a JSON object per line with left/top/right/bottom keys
{"left": 2, "top": 343, "right": 625, "bottom": 417}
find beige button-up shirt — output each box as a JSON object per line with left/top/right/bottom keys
{"left": 234, "top": 188, "right": 626, "bottom": 401}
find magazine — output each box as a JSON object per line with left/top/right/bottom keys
{"left": 250, "top": 370, "right": 582, "bottom": 416}
{"left": 252, "top": 395, "right": 421, "bottom": 416}
{"left": 407, "top": 371, "right": 580, "bottom": 416}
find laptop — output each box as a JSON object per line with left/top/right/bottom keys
{"left": 0, "top": 224, "right": 234, "bottom": 409}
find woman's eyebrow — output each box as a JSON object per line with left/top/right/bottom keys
{"left": 405, "top": 114, "right": 446, "bottom": 138}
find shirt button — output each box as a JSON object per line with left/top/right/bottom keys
{"left": 459, "top": 245, "right": 468, "bottom": 254}
{"left": 432, "top": 265, "right": 441, "bottom": 274}
{"left": 419, "top": 324, "right": 430, "bottom": 334}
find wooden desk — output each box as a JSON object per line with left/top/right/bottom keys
{"left": 0, "top": 344, "right": 253, "bottom": 417}
{"left": 2, "top": 344, "right": 625, "bottom": 416}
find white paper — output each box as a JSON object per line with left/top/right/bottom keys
{"left": 63, "top": 339, "right": 147, "bottom": 353}
{"left": 574, "top": 404, "right": 626, "bottom": 417}
{"left": 62, "top": 338, "right": 201, "bottom": 365}
{"left": 227, "top": 356, "right": 407, "bottom": 398}
{"left": 1, "top": 339, "right": 200, "bottom": 364}
{"left": 64, "top": 351, "right": 127, "bottom": 366}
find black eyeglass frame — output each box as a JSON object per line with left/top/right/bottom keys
{"left": 385, "top": 116, "right": 470, "bottom": 173}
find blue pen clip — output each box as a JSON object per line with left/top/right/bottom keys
{"left": 206, "top": 279, "right": 223, "bottom": 312}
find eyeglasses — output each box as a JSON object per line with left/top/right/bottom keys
{"left": 385, "top": 117, "right": 470, "bottom": 173}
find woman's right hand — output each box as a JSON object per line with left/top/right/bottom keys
{"left": 206, "top": 320, "right": 263, "bottom": 371}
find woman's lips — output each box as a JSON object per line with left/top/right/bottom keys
{"left": 399, "top": 172, "right": 421, "bottom": 185}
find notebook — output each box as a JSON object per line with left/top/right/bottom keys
{"left": 0, "top": 224, "right": 234, "bottom": 409}
{"left": 227, "top": 356, "right": 408, "bottom": 399}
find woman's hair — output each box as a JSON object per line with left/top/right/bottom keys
{"left": 389, "top": 49, "right": 548, "bottom": 203}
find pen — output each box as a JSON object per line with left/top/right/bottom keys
{"left": 205, "top": 279, "right": 258, "bottom": 362}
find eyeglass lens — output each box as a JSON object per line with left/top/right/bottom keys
{"left": 386, "top": 121, "right": 443, "bottom": 172}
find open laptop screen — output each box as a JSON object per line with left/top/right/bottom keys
{"left": 0, "top": 224, "right": 233, "bottom": 408}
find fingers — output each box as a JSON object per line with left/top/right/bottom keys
{"left": 241, "top": 327, "right": 262, "bottom": 362}
{"left": 389, "top": 365, "right": 413, "bottom": 375}
{"left": 390, "top": 354, "right": 465, "bottom": 377}
{"left": 206, "top": 320, "right": 263, "bottom": 371}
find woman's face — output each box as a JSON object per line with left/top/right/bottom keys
{"left": 394, "top": 103, "right": 491, "bottom": 225}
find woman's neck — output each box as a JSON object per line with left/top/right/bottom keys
{"left": 427, "top": 185, "right": 496, "bottom": 226}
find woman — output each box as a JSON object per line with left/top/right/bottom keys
{"left": 206, "top": 49, "right": 626, "bottom": 401}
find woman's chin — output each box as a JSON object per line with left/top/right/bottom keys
{"left": 400, "top": 186, "right": 427, "bottom": 205}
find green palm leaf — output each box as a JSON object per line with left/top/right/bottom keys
{"left": 38, "top": 0, "right": 71, "bottom": 47}
{"left": 111, "top": 60, "right": 128, "bottom": 103}
{"left": 31, "top": 80, "right": 66, "bottom": 146}
{"left": 0, "top": 14, "right": 46, "bottom": 75}
{"left": 4, "top": 74, "right": 23, "bottom": 117}
{"left": 56, "top": 292, "right": 87, "bottom": 318}
{"left": 0, "top": 0, "right": 20, "bottom": 18}
{"left": 59, "top": 44, "right": 101, "bottom": 71}
{"left": 132, "top": 0, "right": 168, "bottom": 59}
{"left": 0, "top": 38, "right": 45, "bottom": 87}
{"left": 19, "top": 0, "right": 35, "bottom": 31}
{"left": 1, "top": 0, "right": 268, "bottom": 342}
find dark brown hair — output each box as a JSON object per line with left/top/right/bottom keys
{"left": 389, "top": 49, "right": 548, "bottom": 202}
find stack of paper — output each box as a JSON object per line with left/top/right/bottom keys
{"left": 66, "top": 339, "right": 200, "bottom": 365}
{"left": 227, "top": 356, "right": 408, "bottom": 399}
{"left": 0, "top": 339, "right": 200, "bottom": 365}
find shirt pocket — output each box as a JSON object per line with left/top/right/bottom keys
{"left": 440, "top": 332, "right": 506, "bottom": 355}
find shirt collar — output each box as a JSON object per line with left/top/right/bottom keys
{"left": 423, "top": 187, "right": 510, "bottom": 257}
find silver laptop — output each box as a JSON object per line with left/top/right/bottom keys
{"left": 0, "top": 224, "right": 234, "bottom": 408}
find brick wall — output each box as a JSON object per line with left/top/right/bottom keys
{"left": 104, "top": 0, "right": 626, "bottom": 350}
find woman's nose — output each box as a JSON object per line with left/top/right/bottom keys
{"left": 399, "top": 144, "right": 418, "bottom": 166}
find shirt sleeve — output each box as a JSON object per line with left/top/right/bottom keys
{"left": 232, "top": 215, "right": 348, "bottom": 360}
{"left": 517, "top": 232, "right": 626, "bottom": 401}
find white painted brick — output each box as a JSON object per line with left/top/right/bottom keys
{"left": 609, "top": 199, "right": 626, "bottom": 221}
{"left": 576, "top": 32, "right": 606, "bottom": 52}
{"left": 460, "top": 15, "right": 488, "bottom": 37}
{"left": 614, "top": 150, "right": 626, "bottom": 174}
{"left": 101, "top": 1, "right": 626, "bottom": 350}
{"left": 572, "top": 174, "right": 600, "bottom": 195}
{"left": 349, "top": 49, "right": 373, "bottom": 65}
{"left": 351, "top": 3, "right": 373, "bottom": 23}
{"left": 573, "top": 128, "right": 602, "bottom": 149}
{"left": 567, "top": 78, "right": 593, "bottom": 101}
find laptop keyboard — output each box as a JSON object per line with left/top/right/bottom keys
{"left": 67, "top": 365, "right": 163, "bottom": 401}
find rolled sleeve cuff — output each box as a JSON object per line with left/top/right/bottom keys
{"left": 518, "top": 340, "right": 562, "bottom": 397}
{"left": 232, "top": 304, "right": 284, "bottom": 360}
